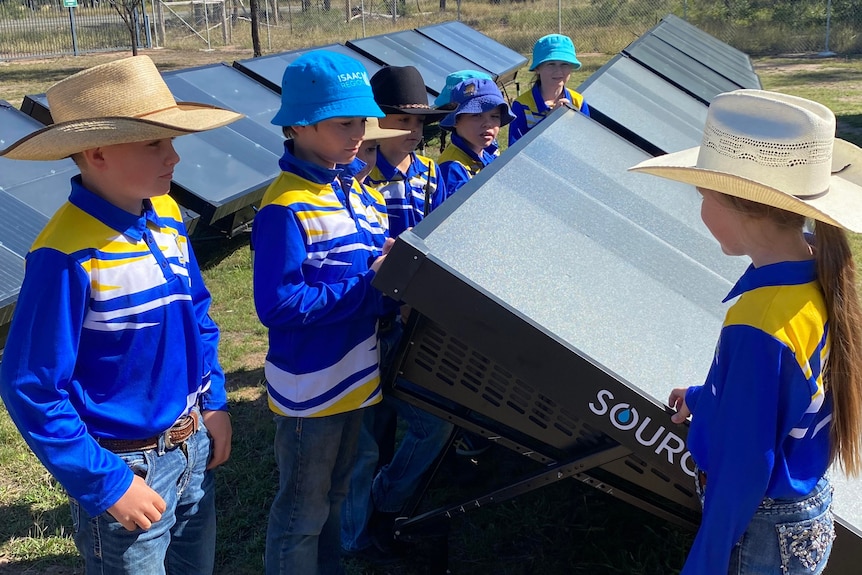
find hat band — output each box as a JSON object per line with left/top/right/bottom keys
{"left": 137, "top": 105, "right": 181, "bottom": 119}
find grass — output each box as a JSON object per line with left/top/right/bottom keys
{"left": 3, "top": 47, "right": 862, "bottom": 575}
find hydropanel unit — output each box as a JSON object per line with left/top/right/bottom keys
{"left": 371, "top": 109, "right": 862, "bottom": 572}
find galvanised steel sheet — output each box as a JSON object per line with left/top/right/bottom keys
{"left": 578, "top": 55, "right": 707, "bottom": 156}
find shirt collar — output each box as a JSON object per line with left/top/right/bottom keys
{"left": 337, "top": 156, "right": 368, "bottom": 181}
{"left": 68, "top": 175, "right": 157, "bottom": 241}
{"left": 723, "top": 259, "right": 817, "bottom": 303}
{"left": 450, "top": 133, "right": 497, "bottom": 167}
{"left": 375, "top": 151, "right": 421, "bottom": 180}
{"left": 531, "top": 84, "right": 572, "bottom": 114}
{"left": 278, "top": 140, "right": 343, "bottom": 185}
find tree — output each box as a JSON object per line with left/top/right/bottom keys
{"left": 250, "top": 0, "right": 262, "bottom": 56}
{"left": 108, "top": 0, "right": 144, "bottom": 56}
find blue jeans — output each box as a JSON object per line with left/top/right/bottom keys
{"left": 266, "top": 410, "right": 364, "bottom": 575}
{"left": 340, "top": 321, "right": 454, "bottom": 551}
{"left": 70, "top": 413, "right": 215, "bottom": 575}
{"left": 698, "top": 475, "right": 835, "bottom": 575}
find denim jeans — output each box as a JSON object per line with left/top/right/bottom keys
{"left": 697, "top": 474, "right": 835, "bottom": 575}
{"left": 266, "top": 410, "right": 364, "bottom": 575}
{"left": 340, "top": 320, "right": 454, "bottom": 551}
{"left": 70, "top": 412, "right": 215, "bottom": 575}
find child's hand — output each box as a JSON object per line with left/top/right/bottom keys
{"left": 203, "top": 410, "right": 232, "bottom": 470}
{"left": 668, "top": 387, "right": 691, "bottom": 424}
{"left": 553, "top": 98, "right": 572, "bottom": 110}
{"left": 107, "top": 474, "right": 166, "bottom": 531}
{"left": 381, "top": 237, "right": 395, "bottom": 256}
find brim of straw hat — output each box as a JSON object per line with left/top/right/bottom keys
{"left": 1, "top": 102, "right": 243, "bottom": 161}
{"left": 364, "top": 118, "right": 410, "bottom": 140}
{"left": 629, "top": 138, "right": 862, "bottom": 233}
{"left": 377, "top": 103, "right": 450, "bottom": 122}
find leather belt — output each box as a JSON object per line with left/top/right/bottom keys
{"left": 97, "top": 411, "right": 200, "bottom": 453}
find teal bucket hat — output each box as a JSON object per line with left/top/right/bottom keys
{"left": 272, "top": 50, "right": 384, "bottom": 127}
{"left": 529, "top": 34, "right": 582, "bottom": 71}
{"left": 434, "top": 69, "right": 493, "bottom": 108}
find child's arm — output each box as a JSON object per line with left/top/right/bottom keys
{"left": 184, "top": 242, "right": 232, "bottom": 468}
{"left": 680, "top": 326, "right": 784, "bottom": 575}
{"left": 252, "top": 206, "right": 388, "bottom": 329}
{"left": 0, "top": 249, "right": 137, "bottom": 519}
{"left": 508, "top": 101, "right": 528, "bottom": 146}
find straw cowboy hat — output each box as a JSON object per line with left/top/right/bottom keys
{"left": 0, "top": 55, "right": 243, "bottom": 161}
{"left": 629, "top": 89, "right": 862, "bottom": 233}
{"left": 363, "top": 116, "right": 410, "bottom": 140}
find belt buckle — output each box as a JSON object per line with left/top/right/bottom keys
{"left": 162, "top": 426, "right": 176, "bottom": 450}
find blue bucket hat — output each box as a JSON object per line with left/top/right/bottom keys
{"left": 433, "top": 69, "right": 493, "bottom": 108}
{"left": 529, "top": 34, "right": 582, "bottom": 71}
{"left": 271, "top": 50, "right": 384, "bottom": 127}
{"left": 440, "top": 78, "right": 516, "bottom": 130}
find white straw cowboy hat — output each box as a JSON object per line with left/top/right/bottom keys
{"left": 0, "top": 55, "right": 243, "bottom": 161}
{"left": 629, "top": 89, "right": 862, "bottom": 233}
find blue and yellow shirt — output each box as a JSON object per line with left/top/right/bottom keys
{"left": 366, "top": 151, "right": 447, "bottom": 238}
{"left": 0, "top": 177, "right": 226, "bottom": 517}
{"left": 508, "top": 84, "right": 589, "bottom": 146}
{"left": 252, "top": 141, "right": 392, "bottom": 418}
{"left": 437, "top": 133, "right": 499, "bottom": 197}
{"left": 682, "top": 259, "right": 831, "bottom": 575}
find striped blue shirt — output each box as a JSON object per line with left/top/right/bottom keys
{"left": 366, "top": 151, "right": 447, "bottom": 238}
{"left": 437, "top": 133, "right": 499, "bottom": 196}
{"left": 682, "top": 259, "right": 831, "bottom": 575}
{"left": 0, "top": 177, "right": 226, "bottom": 516}
{"left": 509, "top": 84, "right": 589, "bottom": 146}
{"left": 252, "top": 141, "right": 393, "bottom": 418}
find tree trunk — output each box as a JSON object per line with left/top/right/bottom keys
{"left": 250, "top": 0, "right": 262, "bottom": 56}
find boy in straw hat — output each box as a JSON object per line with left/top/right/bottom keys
{"left": 630, "top": 89, "right": 862, "bottom": 575}
{"left": 0, "top": 55, "right": 242, "bottom": 574}
{"left": 253, "top": 49, "right": 399, "bottom": 575}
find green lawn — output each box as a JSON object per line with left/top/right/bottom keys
{"left": 2, "top": 53, "right": 862, "bottom": 574}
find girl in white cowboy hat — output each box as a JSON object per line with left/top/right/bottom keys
{"left": 0, "top": 55, "right": 241, "bottom": 574}
{"left": 631, "top": 89, "right": 862, "bottom": 575}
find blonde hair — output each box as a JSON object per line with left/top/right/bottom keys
{"left": 724, "top": 195, "right": 862, "bottom": 476}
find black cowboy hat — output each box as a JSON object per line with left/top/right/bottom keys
{"left": 370, "top": 66, "right": 450, "bottom": 123}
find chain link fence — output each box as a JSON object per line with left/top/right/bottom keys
{"left": 2, "top": 0, "right": 861, "bottom": 60}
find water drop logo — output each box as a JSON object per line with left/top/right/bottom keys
{"left": 609, "top": 403, "right": 639, "bottom": 431}
{"left": 616, "top": 407, "right": 633, "bottom": 425}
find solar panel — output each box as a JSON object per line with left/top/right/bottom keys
{"left": 158, "top": 64, "right": 283, "bottom": 231}
{"left": 372, "top": 108, "right": 862, "bottom": 568}
{"left": 415, "top": 21, "right": 528, "bottom": 87}
{"left": 660, "top": 14, "right": 760, "bottom": 87}
{"left": 651, "top": 18, "right": 761, "bottom": 89}
{"left": 578, "top": 55, "right": 707, "bottom": 156}
{"left": 622, "top": 33, "right": 746, "bottom": 105}
{"left": 20, "top": 93, "right": 53, "bottom": 125}
{"left": 347, "top": 29, "right": 494, "bottom": 97}
{"left": 233, "top": 43, "right": 389, "bottom": 95}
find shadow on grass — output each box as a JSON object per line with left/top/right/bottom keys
{"left": 0, "top": 502, "right": 81, "bottom": 574}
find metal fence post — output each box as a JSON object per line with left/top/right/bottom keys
{"left": 68, "top": 7, "right": 79, "bottom": 56}
{"left": 820, "top": 0, "right": 836, "bottom": 56}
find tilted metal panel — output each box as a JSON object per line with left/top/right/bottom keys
{"left": 578, "top": 55, "right": 707, "bottom": 156}
{"left": 651, "top": 21, "right": 761, "bottom": 89}
{"left": 415, "top": 21, "right": 527, "bottom": 86}
{"left": 622, "top": 33, "right": 745, "bottom": 105}
{"left": 347, "top": 29, "right": 494, "bottom": 97}
{"left": 372, "top": 108, "right": 862, "bottom": 568}
{"left": 232, "top": 43, "right": 390, "bottom": 95}
{"left": 660, "top": 14, "right": 759, "bottom": 79}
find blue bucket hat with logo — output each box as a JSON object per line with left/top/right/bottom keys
{"left": 272, "top": 50, "right": 384, "bottom": 127}
{"left": 433, "top": 69, "right": 493, "bottom": 108}
{"left": 440, "top": 78, "right": 516, "bottom": 130}
{"left": 529, "top": 34, "right": 582, "bottom": 71}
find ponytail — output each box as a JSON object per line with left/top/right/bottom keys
{"left": 815, "top": 222, "right": 862, "bottom": 476}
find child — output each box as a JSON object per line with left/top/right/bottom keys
{"left": 368, "top": 65, "right": 450, "bottom": 237}
{"left": 340, "top": 65, "right": 454, "bottom": 559}
{"left": 509, "top": 34, "right": 590, "bottom": 146}
{"left": 0, "top": 56, "right": 239, "bottom": 574}
{"left": 438, "top": 78, "right": 516, "bottom": 196}
{"left": 630, "top": 89, "right": 862, "bottom": 575}
{"left": 434, "top": 69, "right": 493, "bottom": 109}
{"left": 253, "top": 50, "right": 398, "bottom": 575}
{"left": 338, "top": 117, "right": 409, "bottom": 193}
